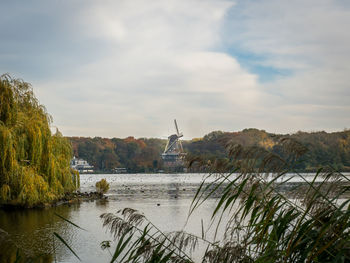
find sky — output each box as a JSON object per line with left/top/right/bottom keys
{"left": 0, "top": 0, "right": 349, "bottom": 139}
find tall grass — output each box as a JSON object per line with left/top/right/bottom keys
{"left": 98, "top": 138, "right": 350, "bottom": 262}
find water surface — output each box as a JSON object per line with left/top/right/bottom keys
{"left": 1, "top": 173, "right": 218, "bottom": 263}
{"left": 1, "top": 172, "right": 349, "bottom": 262}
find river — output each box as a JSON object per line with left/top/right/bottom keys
{"left": 1, "top": 173, "right": 349, "bottom": 262}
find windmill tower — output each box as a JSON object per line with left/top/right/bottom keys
{"left": 161, "top": 119, "right": 186, "bottom": 169}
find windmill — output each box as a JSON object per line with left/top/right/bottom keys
{"left": 161, "top": 119, "right": 186, "bottom": 168}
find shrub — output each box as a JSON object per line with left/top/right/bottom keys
{"left": 96, "top": 179, "right": 109, "bottom": 194}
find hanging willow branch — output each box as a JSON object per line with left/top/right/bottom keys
{"left": 0, "top": 74, "right": 78, "bottom": 207}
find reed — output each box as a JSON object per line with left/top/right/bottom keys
{"left": 97, "top": 138, "right": 350, "bottom": 262}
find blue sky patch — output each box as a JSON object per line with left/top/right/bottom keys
{"left": 223, "top": 47, "right": 293, "bottom": 83}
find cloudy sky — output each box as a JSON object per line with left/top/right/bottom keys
{"left": 1, "top": 0, "right": 349, "bottom": 138}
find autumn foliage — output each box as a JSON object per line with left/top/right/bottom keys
{"left": 69, "top": 129, "right": 350, "bottom": 173}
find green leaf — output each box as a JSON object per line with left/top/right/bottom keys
{"left": 54, "top": 213, "right": 86, "bottom": 231}
{"left": 54, "top": 232, "right": 81, "bottom": 261}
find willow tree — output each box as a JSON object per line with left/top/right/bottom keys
{"left": 0, "top": 74, "right": 79, "bottom": 207}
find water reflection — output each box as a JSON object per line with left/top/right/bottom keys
{"left": 0, "top": 204, "right": 82, "bottom": 262}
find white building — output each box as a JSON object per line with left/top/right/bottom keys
{"left": 70, "top": 156, "right": 94, "bottom": 173}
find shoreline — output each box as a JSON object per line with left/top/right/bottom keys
{"left": 0, "top": 191, "right": 108, "bottom": 210}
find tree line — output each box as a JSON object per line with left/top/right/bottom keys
{"left": 69, "top": 128, "right": 350, "bottom": 173}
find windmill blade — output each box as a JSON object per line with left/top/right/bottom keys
{"left": 174, "top": 119, "right": 180, "bottom": 135}
{"left": 165, "top": 139, "right": 178, "bottom": 153}
{"left": 179, "top": 140, "right": 184, "bottom": 152}
{"left": 163, "top": 140, "right": 170, "bottom": 153}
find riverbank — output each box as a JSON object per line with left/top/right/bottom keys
{"left": 0, "top": 191, "right": 108, "bottom": 210}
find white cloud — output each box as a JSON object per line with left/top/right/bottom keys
{"left": 34, "top": 0, "right": 266, "bottom": 138}
{"left": 222, "top": 0, "right": 350, "bottom": 133}
{"left": 2, "top": 0, "right": 349, "bottom": 138}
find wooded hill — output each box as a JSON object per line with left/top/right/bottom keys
{"left": 69, "top": 129, "right": 350, "bottom": 173}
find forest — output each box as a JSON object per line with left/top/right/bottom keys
{"left": 69, "top": 128, "right": 350, "bottom": 173}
